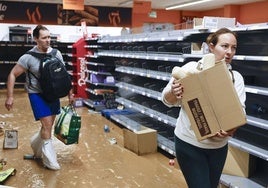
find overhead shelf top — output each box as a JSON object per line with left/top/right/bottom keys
{"left": 98, "top": 23, "right": 268, "bottom": 43}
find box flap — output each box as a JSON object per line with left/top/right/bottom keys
{"left": 135, "top": 126, "right": 156, "bottom": 134}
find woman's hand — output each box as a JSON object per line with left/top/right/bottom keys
{"left": 171, "top": 79, "right": 184, "bottom": 99}
{"left": 163, "top": 78, "right": 184, "bottom": 105}
{"left": 212, "top": 128, "right": 237, "bottom": 138}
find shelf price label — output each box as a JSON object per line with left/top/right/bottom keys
{"left": 178, "top": 57, "right": 184, "bottom": 62}
{"left": 168, "top": 149, "right": 174, "bottom": 155}
{"left": 262, "top": 56, "right": 268, "bottom": 61}
{"left": 234, "top": 55, "right": 245, "bottom": 60}
{"left": 177, "top": 36, "right": 183, "bottom": 41}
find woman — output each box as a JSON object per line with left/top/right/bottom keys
{"left": 161, "top": 28, "right": 246, "bottom": 188}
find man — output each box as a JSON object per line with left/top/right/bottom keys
{"left": 5, "top": 25, "right": 74, "bottom": 170}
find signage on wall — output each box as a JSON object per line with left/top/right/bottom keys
{"left": 58, "top": 6, "right": 131, "bottom": 27}
{"left": 148, "top": 11, "right": 157, "bottom": 18}
{"left": 63, "top": 0, "right": 84, "bottom": 10}
{"left": 0, "top": 3, "right": 7, "bottom": 21}
{"left": 98, "top": 7, "right": 131, "bottom": 27}
{"left": 0, "top": 1, "right": 131, "bottom": 27}
{"left": 0, "top": 1, "right": 57, "bottom": 24}
{"left": 58, "top": 5, "right": 99, "bottom": 26}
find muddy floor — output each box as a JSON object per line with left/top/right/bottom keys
{"left": 0, "top": 89, "right": 187, "bottom": 188}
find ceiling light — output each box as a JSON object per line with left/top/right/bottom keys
{"left": 166, "top": 0, "right": 213, "bottom": 10}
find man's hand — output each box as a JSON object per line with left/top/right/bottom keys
{"left": 68, "top": 93, "right": 75, "bottom": 105}
{"left": 5, "top": 97, "right": 14, "bottom": 111}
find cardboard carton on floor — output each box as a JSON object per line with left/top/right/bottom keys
{"left": 181, "top": 62, "right": 247, "bottom": 140}
{"left": 3, "top": 130, "right": 18, "bottom": 149}
{"left": 123, "top": 126, "right": 157, "bottom": 155}
{"left": 223, "top": 145, "right": 252, "bottom": 177}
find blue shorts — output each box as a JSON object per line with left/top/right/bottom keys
{"left": 28, "top": 93, "right": 60, "bottom": 121}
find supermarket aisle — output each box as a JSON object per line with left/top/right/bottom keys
{"left": 0, "top": 89, "right": 187, "bottom": 188}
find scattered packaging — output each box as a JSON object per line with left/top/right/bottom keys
{"left": 104, "top": 125, "right": 110, "bottom": 133}
{"left": 108, "top": 138, "right": 117, "bottom": 145}
{"left": 74, "top": 98, "right": 84, "bottom": 108}
{"left": 0, "top": 159, "right": 7, "bottom": 170}
{"left": 0, "top": 168, "right": 16, "bottom": 183}
{"left": 3, "top": 130, "right": 18, "bottom": 149}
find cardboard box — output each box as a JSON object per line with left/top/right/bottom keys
{"left": 123, "top": 126, "right": 157, "bottom": 155}
{"left": 223, "top": 145, "right": 251, "bottom": 177}
{"left": 193, "top": 16, "right": 236, "bottom": 29}
{"left": 181, "top": 62, "right": 247, "bottom": 140}
{"left": 191, "top": 42, "right": 209, "bottom": 55}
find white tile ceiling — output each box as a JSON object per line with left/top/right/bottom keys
{"left": 4, "top": 0, "right": 265, "bottom": 10}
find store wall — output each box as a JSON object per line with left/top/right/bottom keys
{"left": 239, "top": 1, "right": 268, "bottom": 24}
{"left": 132, "top": 1, "right": 268, "bottom": 28}
{"left": 202, "top": 1, "right": 268, "bottom": 24}
{"left": 132, "top": 9, "right": 181, "bottom": 28}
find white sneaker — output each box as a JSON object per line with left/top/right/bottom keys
{"left": 42, "top": 139, "right": 60, "bottom": 170}
{"left": 30, "top": 132, "right": 42, "bottom": 158}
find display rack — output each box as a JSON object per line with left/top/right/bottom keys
{"left": 0, "top": 42, "right": 33, "bottom": 87}
{"left": 70, "top": 38, "right": 88, "bottom": 98}
{"left": 97, "top": 25, "right": 268, "bottom": 187}
{"left": 0, "top": 41, "right": 72, "bottom": 88}
{"left": 83, "top": 38, "right": 118, "bottom": 111}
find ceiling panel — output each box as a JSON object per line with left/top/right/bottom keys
{"left": 3, "top": 0, "right": 265, "bottom": 10}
